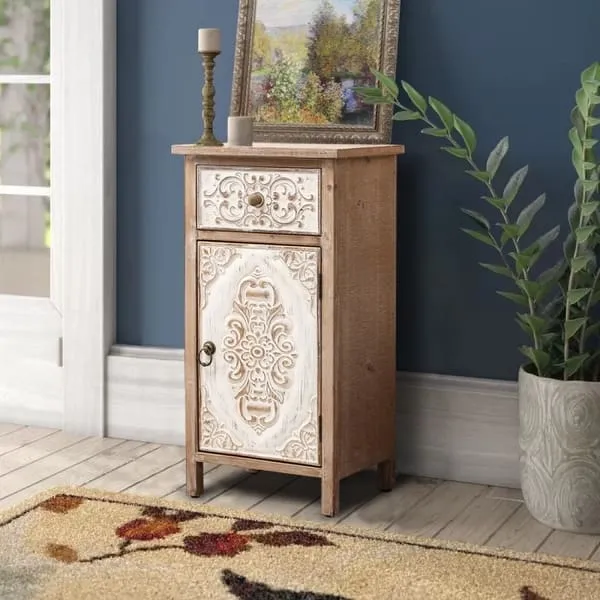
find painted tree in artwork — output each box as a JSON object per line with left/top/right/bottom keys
{"left": 349, "top": 0, "right": 380, "bottom": 76}
{"left": 306, "top": 0, "right": 350, "bottom": 80}
{"left": 252, "top": 20, "right": 271, "bottom": 72}
{"left": 0, "top": 0, "right": 50, "bottom": 253}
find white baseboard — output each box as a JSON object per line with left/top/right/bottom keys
{"left": 0, "top": 350, "right": 63, "bottom": 429}
{"left": 107, "top": 345, "right": 521, "bottom": 488}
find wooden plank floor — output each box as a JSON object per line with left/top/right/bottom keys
{"left": 1, "top": 424, "right": 600, "bottom": 561}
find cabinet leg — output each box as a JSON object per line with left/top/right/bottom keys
{"left": 186, "top": 460, "right": 204, "bottom": 497}
{"left": 377, "top": 458, "right": 396, "bottom": 492}
{"left": 321, "top": 476, "right": 340, "bottom": 517}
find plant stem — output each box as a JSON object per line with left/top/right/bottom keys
{"left": 395, "top": 99, "right": 541, "bottom": 351}
{"left": 564, "top": 103, "right": 593, "bottom": 379}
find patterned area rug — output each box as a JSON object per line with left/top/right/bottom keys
{"left": 0, "top": 487, "right": 599, "bottom": 599}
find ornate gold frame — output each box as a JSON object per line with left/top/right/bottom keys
{"left": 230, "top": 0, "right": 401, "bottom": 144}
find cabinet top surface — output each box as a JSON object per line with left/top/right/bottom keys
{"left": 171, "top": 142, "right": 405, "bottom": 159}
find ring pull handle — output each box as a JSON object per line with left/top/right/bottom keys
{"left": 198, "top": 341, "right": 216, "bottom": 367}
{"left": 247, "top": 192, "right": 265, "bottom": 208}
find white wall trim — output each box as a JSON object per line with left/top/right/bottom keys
{"left": 61, "top": 0, "right": 117, "bottom": 436}
{"left": 107, "top": 345, "right": 521, "bottom": 488}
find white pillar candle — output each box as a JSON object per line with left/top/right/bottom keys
{"left": 227, "top": 116, "right": 254, "bottom": 146}
{"left": 197, "top": 28, "right": 220, "bottom": 53}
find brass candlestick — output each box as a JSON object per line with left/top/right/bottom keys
{"left": 197, "top": 51, "right": 223, "bottom": 147}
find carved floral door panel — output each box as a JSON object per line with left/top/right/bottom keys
{"left": 197, "top": 241, "right": 320, "bottom": 466}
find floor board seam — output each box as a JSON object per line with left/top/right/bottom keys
{"left": 0, "top": 425, "right": 26, "bottom": 439}
{"left": 0, "top": 436, "right": 94, "bottom": 492}
{"left": 534, "top": 529, "right": 555, "bottom": 553}
{"left": 119, "top": 458, "right": 187, "bottom": 493}
{"left": 380, "top": 479, "right": 443, "bottom": 532}
{"left": 0, "top": 428, "right": 61, "bottom": 458}
{"left": 246, "top": 476, "right": 300, "bottom": 512}
{"left": 0, "top": 438, "right": 129, "bottom": 502}
{"left": 77, "top": 443, "right": 166, "bottom": 490}
{"left": 431, "top": 485, "right": 489, "bottom": 540}
{"left": 481, "top": 501, "right": 521, "bottom": 547}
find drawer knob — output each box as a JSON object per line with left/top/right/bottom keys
{"left": 247, "top": 192, "right": 265, "bottom": 208}
{"left": 198, "top": 341, "right": 216, "bottom": 367}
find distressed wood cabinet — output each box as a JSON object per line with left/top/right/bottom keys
{"left": 171, "top": 142, "right": 404, "bottom": 516}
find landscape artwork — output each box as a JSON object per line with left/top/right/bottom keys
{"left": 231, "top": 0, "right": 400, "bottom": 143}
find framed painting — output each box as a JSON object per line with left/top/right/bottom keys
{"left": 230, "top": 0, "right": 401, "bottom": 144}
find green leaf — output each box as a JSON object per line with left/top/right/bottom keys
{"left": 354, "top": 85, "right": 383, "bottom": 97}
{"left": 580, "top": 201, "right": 600, "bottom": 219}
{"left": 509, "top": 251, "right": 537, "bottom": 273}
{"left": 565, "top": 317, "right": 587, "bottom": 339}
{"left": 479, "top": 263, "right": 513, "bottom": 278}
{"left": 401, "top": 81, "right": 427, "bottom": 114}
{"left": 540, "top": 295, "right": 564, "bottom": 320}
{"left": 582, "top": 179, "right": 600, "bottom": 193}
{"left": 392, "top": 110, "right": 421, "bottom": 121}
{"left": 567, "top": 288, "right": 592, "bottom": 305}
{"left": 421, "top": 127, "right": 447, "bottom": 137}
{"left": 517, "top": 313, "right": 547, "bottom": 335}
{"left": 486, "top": 137, "right": 509, "bottom": 179}
{"left": 516, "top": 193, "right": 546, "bottom": 237}
{"left": 583, "top": 139, "right": 599, "bottom": 149}
{"left": 575, "top": 225, "right": 597, "bottom": 244}
{"left": 519, "top": 346, "right": 551, "bottom": 374}
{"left": 442, "top": 146, "right": 469, "bottom": 159}
{"left": 497, "top": 290, "right": 529, "bottom": 307}
{"left": 516, "top": 279, "right": 543, "bottom": 300}
{"left": 453, "top": 116, "right": 477, "bottom": 155}
{"left": 572, "top": 148, "right": 585, "bottom": 180}
{"left": 360, "top": 96, "right": 388, "bottom": 105}
{"left": 461, "top": 228, "right": 496, "bottom": 247}
{"left": 576, "top": 88, "right": 588, "bottom": 117}
{"left": 563, "top": 354, "right": 590, "bottom": 379}
{"left": 571, "top": 254, "right": 593, "bottom": 273}
{"left": 568, "top": 202, "right": 580, "bottom": 229}
{"left": 539, "top": 259, "right": 566, "bottom": 285}
{"left": 372, "top": 71, "right": 399, "bottom": 99}
{"left": 503, "top": 166, "right": 529, "bottom": 207}
{"left": 569, "top": 127, "right": 582, "bottom": 153}
{"left": 354, "top": 87, "right": 387, "bottom": 103}
{"left": 428, "top": 96, "right": 454, "bottom": 131}
{"left": 482, "top": 195, "right": 508, "bottom": 210}
{"left": 581, "top": 62, "right": 600, "bottom": 84}
{"left": 535, "top": 225, "right": 561, "bottom": 252}
{"left": 461, "top": 208, "right": 490, "bottom": 230}
{"left": 499, "top": 223, "right": 521, "bottom": 246}
{"left": 466, "top": 170, "right": 491, "bottom": 183}
{"left": 563, "top": 232, "right": 576, "bottom": 260}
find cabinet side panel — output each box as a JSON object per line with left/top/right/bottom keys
{"left": 184, "top": 157, "right": 200, "bottom": 462}
{"left": 334, "top": 156, "right": 397, "bottom": 479}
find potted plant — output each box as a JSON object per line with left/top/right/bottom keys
{"left": 356, "top": 62, "right": 600, "bottom": 534}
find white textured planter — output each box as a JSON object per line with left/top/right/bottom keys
{"left": 519, "top": 366, "right": 600, "bottom": 533}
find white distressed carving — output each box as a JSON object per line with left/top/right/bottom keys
{"left": 197, "top": 167, "right": 320, "bottom": 234}
{"left": 198, "top": 242, "right": 320, "bottom": 465}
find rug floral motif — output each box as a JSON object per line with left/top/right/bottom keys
{"left": 0, "top": 487, "right": 599, "bottom": 599}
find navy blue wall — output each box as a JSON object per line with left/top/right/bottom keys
{"left": 116, "top": 0, "right": 600, "bottom": 381}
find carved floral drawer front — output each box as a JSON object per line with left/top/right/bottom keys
{"left": 197, "top": 241, "right": 320, "bottom": 466}
{"left": 196, "top": 166, "right": 321, "bottom": 234}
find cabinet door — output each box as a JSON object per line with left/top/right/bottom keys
{"left": 198, "top": 242, "right": 320, "bottom": 466}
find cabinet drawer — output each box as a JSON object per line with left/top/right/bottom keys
{"left": 196, "top": 166, "right": 320, "bottom": 234}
